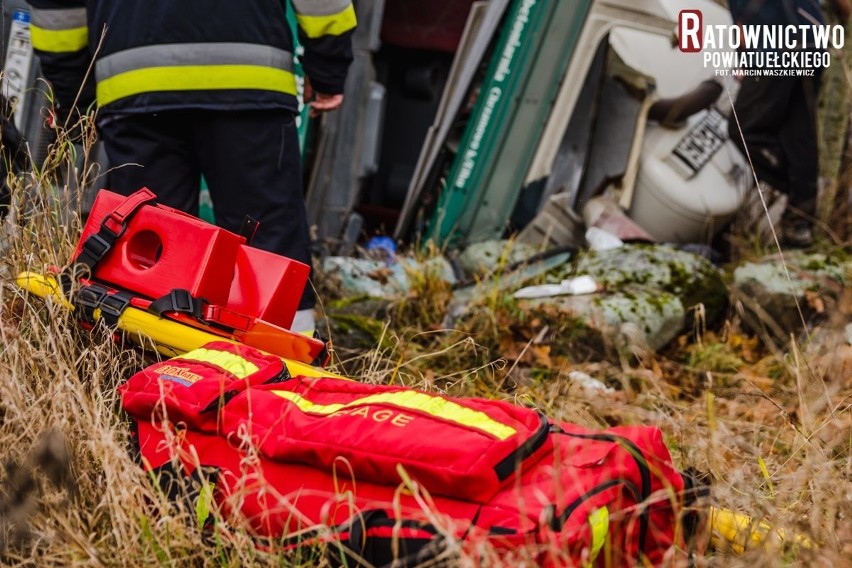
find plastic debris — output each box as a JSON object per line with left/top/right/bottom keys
{"left": 513, "top": 275, "right": 598, "bottom": 299}
{"left": 365, "top": 236, "right": 398, "bottom": 264}
{"left": 585, "top": 227, "right": 624, "bottom": 251}
{"left": 583, "top": 196, "right": 655, "bottom": 243}
{"left": 567, "top": 371, "right": 614, "bottom": 394}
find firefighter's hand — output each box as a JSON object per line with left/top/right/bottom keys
{"left": 310, "top": 92, "right": 344, "bottom": 116}
{"left": 303, "top": 78, "right": 344, "bottom": 117}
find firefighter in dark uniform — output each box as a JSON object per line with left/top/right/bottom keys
{"left": 727, "top": 0, "right": 848, "bottom": 248}
{"left": 26, "top": 0, "right": 356, "bottom": 331}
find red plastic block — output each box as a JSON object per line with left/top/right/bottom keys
{"left": 77, "top": 189, "right": 243, "bottom": 305}
{"left": 228, "top": 245, "right": 309, "bottom": 329}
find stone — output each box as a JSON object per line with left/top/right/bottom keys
{"left": 732, "top": 251, "right": 850, "bottom": 344}
{"left": 569, "top": 244, "right": 726, "bottom": 318}
{"left": 321, "top": 256, "right": 456, "bottom": 299}
{"left": 322, "top": 257, "right": 407, "bottom": 298}
{"left": 512, "top": 244, "right": 725, "bottom": 358}
{"left": 456, "top": 240, "right": 541, "bottom": 277}
{"left": 521, "top": 288, "right": 684, "bottom": 356}
{"left": 397, "top": 256, "right": 457, "bottom": 288}
{"left": 321, "top": 297, "right": 391, "bottom": 352}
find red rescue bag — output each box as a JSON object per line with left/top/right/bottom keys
{"left": 122, "top": 343, "right": 700, "bottom": 567}
{"left": 219, "top": 378, "right": 551, "bottom": 504}
{"left": 119, "top": 341, "right": 288, "bottom": 432}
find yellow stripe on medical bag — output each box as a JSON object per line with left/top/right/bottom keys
{"left": 272, "top": 389, "right": 517, "bottom": 440}
{"left": 173, "top": 347, "right": 260, "bottom": 379}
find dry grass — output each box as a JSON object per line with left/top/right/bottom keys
{"left": 0, "top": 125, "right": 311, "bottom": 566}
{"left": 0, "top": 119, "right": 850, "bottom": 568}
{"left": 326, "top": 282, "right": 852, "bottom": 567}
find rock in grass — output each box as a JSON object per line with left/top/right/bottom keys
{"left": 570, "top": 244, "right": 727, "bottom": 319}
{"left": 456, "top": 240, "right": 540, "bottom": 277}
{"left": 321, "top": 298, "right": 391, "bottom": 351}
{"left": 517, "top": 245, "right": 725, "bottom": 358}
{"left": 732, "top": 251, "right": 851, "bottom": 345}
{"left": 320, "top": 256, "right": 457, "bottom": 351}
{"left": 322, "top": 257, "right": 406, "bottom": 298}
{"left": 322, "top": 256, "right": 455, "bottom": 299}
{"left": 523, "top": 288, "right": 684, "bottom": 357}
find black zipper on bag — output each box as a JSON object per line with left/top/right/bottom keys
{"left": 199, "top": 365, "right": 292, "bottom": 414}
{"left": 265, "top": 364, "right": 292, "bottom": 384}
{"left": 493, "top": 412, "right": 550, "bottom": 481}
{"left": 551, "top": 477, "right": 641, "bottom": 531}
{"left": 200, "top": 389, "right": 242, "bottom": 414}
{"left": 551, "top": 427, "right": 653, "bottom": 556}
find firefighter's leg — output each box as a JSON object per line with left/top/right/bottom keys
{"left": 775, "top": 74, "right": 822, "bottom": 247}
{"left": 728, "top": 75, "right": 795, "bottom": 191}
{"left": 196, "top": 110, "right": 316, "bottom": 311}
{"left": 778, "top": 74, "right": 821, "bottom": 216}
{"left": 99, "top": 112, "right": 201, "bottom": 214}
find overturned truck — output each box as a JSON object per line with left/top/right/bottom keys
{"left": 306, "top": 0, "right": 750, "bottom": 252}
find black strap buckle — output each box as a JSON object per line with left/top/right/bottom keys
{"left": 170, "top": 289, "right": 202, "bottom": 318}
{"left": 100, "top": 213, "right": 129, "bottom": 240}
{"left": 74, "top": 285, "right": 108, "bottom": 324}
{"left": 239, "top": 215, "right": 260, "bottom": 245}
{"left": 76, "top": 233, "right": 113, "bottom": 269}
{"left": 149, "top": 289, "right": 204, "bottom": 319}
{"left": 67, "top": 189, "right": 156, "bottom": 278}
{"left": 310, "top": 334, "right": 331, "bottom": 367}
{"left": 100, "top": 293, "right": 131, "bottom": 327}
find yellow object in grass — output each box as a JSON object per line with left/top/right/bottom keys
{"left": 709, "top": 507, "right": 815, "bottom": 554}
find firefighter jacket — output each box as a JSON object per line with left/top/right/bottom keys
{"left": 26, "top": 0, "right": 356, "bottom": 118}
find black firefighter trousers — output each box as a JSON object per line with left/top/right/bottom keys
{"left": 728, "top": 73, "right": 822, "bottom": 217}
{"left": 99, "top": 109, "right": 315, "bottom": 310}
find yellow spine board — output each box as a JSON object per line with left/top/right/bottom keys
{"left": 16, "top": 272, "right": 344, "bottom": 380}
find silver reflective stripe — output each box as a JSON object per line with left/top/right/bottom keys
{"left": 31, "top": 7, "right": 87, "bottom": 30}
{"left": 291, "top": 0, "right": 351, "bottom": 17}
{"left": 96, "top": 43, "right": 294, "bottom": 82}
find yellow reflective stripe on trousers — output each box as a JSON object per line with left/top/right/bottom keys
{"left": 296, "top": 4, "right": 357, "bottom": 38}
{"left": 272, "top": 389, "right": 517, "bottom": 440}
{"left": 586, "top": 506, "right": 610, "bottom": 567}
{"left": 30, "top": 25, "right": 87, "bottom": 53}
{"left": 173, "top": 347, "right": 259, "bottom": 379}
{"left": 97, "top": 65, "right": 298, "bottom": 106}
